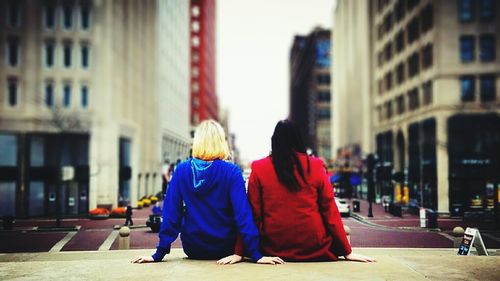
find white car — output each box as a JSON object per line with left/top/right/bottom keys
{"left": 335, "top": 198, "right": 351, "bottom": 217}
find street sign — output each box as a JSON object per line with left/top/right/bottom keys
{"left": 457, "top": 227, "right": 488, "bottom": 256}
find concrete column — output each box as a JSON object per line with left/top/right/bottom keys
{"left": 436, "top": 114, "right": 449, "bottom": 214}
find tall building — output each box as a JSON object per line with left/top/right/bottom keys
{"left": 0, "top": 0, "right": 191, "bottom": 218}
{"left": 190, "top": 0, "right": 218, "bottom": 127}
{"left": 158, "top": 0, "right": 191, "bottom": 167}
{"left": 332, "top": 0, "right": 374, "bottom": 168}
{"left": 290, "top": 28, "right": 332, "bottom": 160}
{"left": 333, "top": 0, "right": 500, "bottom": 217}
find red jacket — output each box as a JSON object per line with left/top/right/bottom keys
{"left": 247, "top": 153, "right": 351, "bottom": 261}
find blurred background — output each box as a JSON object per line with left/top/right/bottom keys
{"left": 0, "top": 0, "right": 498, "bottom": 228}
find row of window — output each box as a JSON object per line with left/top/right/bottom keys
{"left": 459, "top": 34, "right": 496, "bottom": 62}
{"left": 377, "top": 0, "right": 420, "bottom": 15}
{"left": 378, "top": 75, "right": 497, "bottom": 121}
{"left": 379, "top": 80, "right": 433, "bottom": 122}
{"left": 379, "top": 44, "right": 433, "bottom": 94}
{"left": 460, "top": 75, "right": 496, "bottom": 102}
{"left": 458, "top": 0, "right": 496, "bottom": 23}
{"left": 5, "top": 79, "right": 89, "bottom": 109}
{"left": 5, "top": 38, "right": 91, "bottom": 69}
{"left": 3, "top": 1, "right": 92, "bottom": 31}
{"left": 378, "top": 2, "right": 432, "bottom": 43}
{"left": 378, "top": 4, "right": 432, "bottom": 66}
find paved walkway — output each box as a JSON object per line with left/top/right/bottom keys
{"left": 1, "top": 248, "right": 498, "bottom": 281}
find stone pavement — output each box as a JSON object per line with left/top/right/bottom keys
{"left": 1, "top": 248, "right": 499, "bottom": 281}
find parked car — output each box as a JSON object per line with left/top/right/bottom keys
{"left": 335, "top": 198, "right": 351, "bottom": 217}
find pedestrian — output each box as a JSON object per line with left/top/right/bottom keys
{"left": 242, "top": 120, "right": 375, "bottom": 262}
{"left": 131, "top": 120, "right": 283, "bottom": 265}
{"left": 124, "top": 205, "right": 133, "bottom": 226}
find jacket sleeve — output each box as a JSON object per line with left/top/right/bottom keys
{"left": 229, "top": 167, "right": 263, "bottom": 262}
{"left": 317, "top": 166, "right": 352, "bottom": 257}
{"left": 151, "top": 168, "right": 183, "bottom": 262}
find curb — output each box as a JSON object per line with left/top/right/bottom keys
{"left": 350, "top": 212, "right": 441, "bottom": 233}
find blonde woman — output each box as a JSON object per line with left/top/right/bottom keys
{"left": 132, "top": 120, "right": 283, "bottom": 265}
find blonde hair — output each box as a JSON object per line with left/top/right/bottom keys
{"left": 192, "top": 119, "right": 230, "bottom": 161}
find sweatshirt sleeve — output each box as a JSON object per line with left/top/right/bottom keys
{"left": 317, "top": 165, "right": 352, "bottom": 257}
{"left": 229, "top": 167, "right": 263, "bottom": 262}
{"left": 152, "top": 168, "right": 184, "bottom": 262}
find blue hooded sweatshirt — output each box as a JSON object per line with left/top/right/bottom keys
{"left": 151, "top": 158, "right": 263, "bottom": 262}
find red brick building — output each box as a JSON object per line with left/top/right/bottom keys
{"left": 190, "top": 0, "right": 218, "bottom": 126}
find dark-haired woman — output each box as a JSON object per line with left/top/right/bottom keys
{"left": 246, "top": 120, "right": 375, "bottom": 262}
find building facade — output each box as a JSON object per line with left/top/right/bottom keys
{"left": 334, "top": 0, "right": 499, "bottom": 216}
{"left": 190, "top": 0, "right": 218, "bottom": 127}
{"left": 290, "top": 28, "right": 332, "bottom": 160}
{"left": 332, "top": 0, "right": 374, "bottom": 171}
{"left": 0, "top": 0, "right": 191, "bottom": 217}
{"left": 157, "top": 0, "right": 191, "bottom": 170}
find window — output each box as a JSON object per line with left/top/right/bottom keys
{"left": 397, "top": 95, "right": 405, "bottom": 114}
{"left": 45, "top": 82, "right": 54, "bottom": 107}
{"left": 81, "top": 44, "right": 90, "bottom": 68}
{"left": 458, "top": 0, "right": 474, "bottom": 22}
{"left": 408, "top": 88, "right": 420, "bottom": 110}
{"left": 44, "top": 4, "right": 56, "bottom": 29}
{"left": 378, "top": 79, "right": 383, "bottom": 95}
{"left": 385, "top": 72, "right": 393, "bottom": 91}
{"left": 406, "top": 0, "right": 420, "bottom": 11}
{"left": 81, "top": 85, "right": 89, "bottom": 108}
{"left": 422, "top": 81, "right": 433, "bottom": 105}
{"left": 192, "top": 6, "right": 200, "bottom": 17}
{"left": 63, "top": 84, "right": 71, "bottom": 107}
{"left": 480, "top": 75, "right": 495, "bottom": 102}
{"left": 395, "top": 30, "right": 405, "bottom": 53}
{"left": 459, "top": 35, "right": 475, "bottom": 62}
{"left": 385, "top": 102, "right": 393, "bottom": 119}
{"left": 407, "top": 17, "right": 420, "bottom": 44}
{"left": 383, "top": 12, "right": 393, "bottom": 34}
{"left": 384, "top": 42, "right": 393, "bottom": 62}
{"left": 377, "top": 24, "right": 383, "bottom": 40}
{"left": 479, "top": 34, "right": 496, "bottom": 62}
{"left": 460, "top": 75, "right": 475, "bottom": 102}
{"left": 317, "top": 74, "right": 330, "bottom": 85}
{"left": 7, "top": 37, "right": 19, "bottom": 67}
{"left": 422, "top": 44, "right": 433, "bottom": 69}
{"left": 80, "top": 3, "right": 91, "bottom": 30}
{"left": 7, "top": 79, "right": 18, "bottom": 107}
{"left": 192, "top": 36, "right": 200, "bottom": 47}
{"left": 45, "top": 41, "right": 55, "bottom": 68}
{"left": 7, "top": 1, "right": 20, "bottom": 27}
{"left": 396, "top": 63, "right": 405, "bottom": 84}
{"left": 395, "top": 0, "right": 405, "bottom": 22}
{"left": 317, "top": 108, "right": 331, "bottom": 119}
{"left": 408, "top": 52, "right": 420, "bottom": 78}
{"left": 378, "top": 52, "right": 384, "bottom": 67}
{"left": 479, "top": 0, "right": 495, "bottom": 21}
{"left": 192, "top": 21, "right": 200, "bottom": 32}
{"left": 63, "top": 42, "right": 72, "bottom": 68}
{"left": 420, "top": 4, "right": 433, "bottom": 33}
{"left": 317, "top": 91, "right": 331, "bottom": 102}
{"left": 62, "top": 4, "right": 73, "bottom": 29}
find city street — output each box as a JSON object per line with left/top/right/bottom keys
{"left": 1, "top": 202, "right": 499, "bottom": 254}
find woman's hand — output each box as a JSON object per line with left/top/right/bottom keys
{"left": 344, "top": 253, "right": 376, "bottom": 262}
{"left": 216, "top": 254, "right": 243, "bottom": 265}
{"left": 257, "top": 256, "right": 285, "bottom": 265}
{"left": 131, "top": 256, "right": 155, "bottom": 263}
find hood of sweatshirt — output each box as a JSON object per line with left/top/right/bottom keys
{"left": 190, "top": 158, "right": 222, "bottom": 195}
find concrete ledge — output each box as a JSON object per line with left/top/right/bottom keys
{"left": 1, "top": 248, "right": 499, "bottom": 281}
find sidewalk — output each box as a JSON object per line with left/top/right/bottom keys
{"left": 348, "top": 198, "right": 498, "bottom": 232}
{"left": 1, "top": 248, "right": 498, "bottom": 281}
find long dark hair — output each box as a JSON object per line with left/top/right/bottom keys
{"left": 271, "top": 120, "right": 310, "bottom": 192}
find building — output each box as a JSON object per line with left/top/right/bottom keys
{"left": 0, "top": 0, "right": 191, "bottom": 218}
{"left": 290, "top": 28, "right": 332, "bottom": 160}
{"left": 190, "top": 0, "right": 218, "bottom": 127}
{"left": 158, "top": 0, "right": 191, "bottom": 169}
{"left": 333, "top": 0, "right": 500, "bottom": 217}
{"left": 331, "top": 0, "right": 374, "bottom": 169}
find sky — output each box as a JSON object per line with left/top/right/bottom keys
{"left": 217, "top": 0, "right": 337, "bottom": 166}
